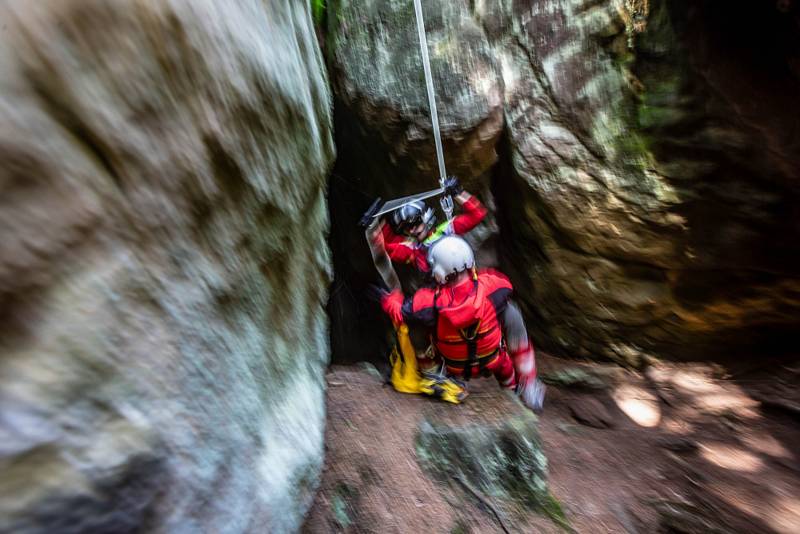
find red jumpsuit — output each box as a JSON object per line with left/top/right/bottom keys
{"left": 380, "top": 195, "right": 487, "bottom": 272}
{"left": 382, "top": 269, "right": 537, "bottom": 389}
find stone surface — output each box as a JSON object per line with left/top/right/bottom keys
{"left": 415, "top": 414, "right": 552, "bottom": 514}
{"left": 653, "top": 500, "right": 731, "bottom": 534}
{"left": 0, "top": 1, "right": 333, "bottom": 533}
{"left": 306, "top": 367, "right": 569, "bottom": 532}
{"left": 327, "top": 0, "right": 800, "bottom": 365}
{"left": 540, "top": 367, "right": 610, "bottom": 390}
{"left": 656, "top": 437, "right": 699, "bottom": 453}
{"left": 567, "top": 396, "right": 616, "bottom": 428}
{"left": 496, "top": 0, "right": 800, "bottom": 364}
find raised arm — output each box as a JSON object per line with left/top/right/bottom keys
{"left": 443, "top": 177, "right": 487, "bottom": 235}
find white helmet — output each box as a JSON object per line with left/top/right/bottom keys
{"left": 428, "top": 236, "right": 475, "bottom": 284}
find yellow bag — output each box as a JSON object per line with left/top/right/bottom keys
{"left": 419, "top": 371, "right": 468, "bottom": 404}
{"left": 389, "top": 324, "right": 424, "bottom": 393}
{"left": 390, "top": 324, "right": 466, "bottom": 404}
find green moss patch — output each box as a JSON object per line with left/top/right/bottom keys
{"left": 415, "top": 415, "right": 571, "bottom": 530}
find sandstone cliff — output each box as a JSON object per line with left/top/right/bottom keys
{"left": 0, "top": 1, "right": 333, "bottom": 532}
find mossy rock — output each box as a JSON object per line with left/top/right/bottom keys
{"left": 540, "top": 368, "right": 609, "bottom": 390}
{"left": 330, "top": 482, "right": 358, "bottom": 529}
{"left": 415, "top": 414, "right": 563, "bottom": 523}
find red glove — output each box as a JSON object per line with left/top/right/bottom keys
{"left": 381, "top": 289, "right": 404, "bottom": 325}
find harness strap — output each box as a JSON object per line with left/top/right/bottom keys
{"left": 431, "top": 286, "right": 441, "bottom": 347}
{"left": 441, "top": 349, "right": 499, "bottom": 372}
{"left": 465, "top": 336, "right": 478, "bottom": 381}
{"left": 436, "top": 329, "right": 493, "bottom": 344}
{"left": 477, "top": 349, "right": 490, "bottom": 376}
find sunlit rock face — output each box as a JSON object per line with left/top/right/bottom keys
{"left": 328, "top": 0, "right": 504, "bottom": 188}
{"left": 0, "top": 1, "right": 333, "bottom": 533}
{"left": 328, "top": 0, "right": 799, "bottom": 365}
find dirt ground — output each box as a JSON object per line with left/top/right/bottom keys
{"left": 303, "top": 355, "right": 800, "bottom": 533}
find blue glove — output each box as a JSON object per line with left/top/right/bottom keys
{"left": 444, "top": 176, "right": 463, "bottom": 197}
{"left": 359, "top": 197, "right": 383, "bottom": 228}
{"left": 365, "top": 282, "right": 389, "bottom": 303}
{"left": 517, "top": 377, "right": 546, "bottom": 414}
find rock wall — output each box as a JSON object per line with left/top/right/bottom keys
{"left": 0, "top": 1, "right": 333, "bottom": 533}
{"left": 498, "top": 0, "right": 800, "bottom": 364}
{"left": 326, "top": 0, "right": 800, "bottom": 365}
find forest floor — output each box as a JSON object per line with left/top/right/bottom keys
{"left": 303, "top": 354, "right": 800, "bottom": 533}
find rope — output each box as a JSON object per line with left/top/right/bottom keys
{"left": 412, "top": 0, "right": 446, "bottom": 186}
{"left": 412, "top": 0, "right": 454, "bottom": 222}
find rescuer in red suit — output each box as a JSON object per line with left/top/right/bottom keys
{"left": 377, "top": 177, "right": 487, "bottom": 273}
{"left": 380, "top": 236, "right": 546, "bottom": 412}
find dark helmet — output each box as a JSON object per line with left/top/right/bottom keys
{"left": 390, "top": 200, "right": 436, "bottom": 236}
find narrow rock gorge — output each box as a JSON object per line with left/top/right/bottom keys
{"left": 1, "top": 0, "right": 798, "bottom": 532}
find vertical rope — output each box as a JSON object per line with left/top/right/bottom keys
{"left": 412, "top": 0, "right": 454, "bottom": 221}
{"left": 412, "top": 0, "right": 447, "bottom": 187}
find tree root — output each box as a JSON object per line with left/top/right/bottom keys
{"left": 452, "top": 475, "right": 512, "bottom": 534}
